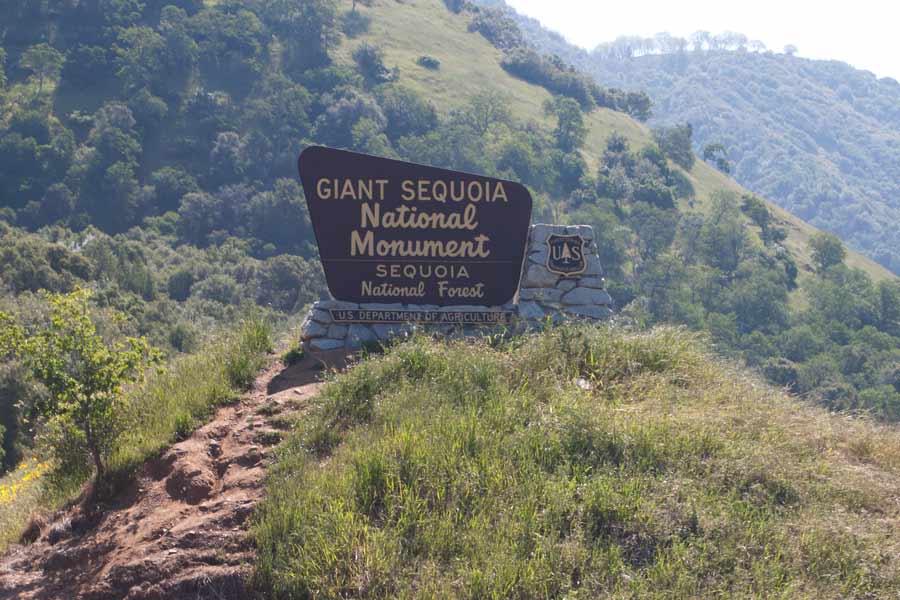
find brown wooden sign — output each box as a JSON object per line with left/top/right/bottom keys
{"left": 298, "top": 146, "right": 533, "bottom": 306}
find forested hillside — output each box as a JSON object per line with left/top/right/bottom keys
{"left": 483, "top": 0, "right": 900, "bottom": 274}
{"left": 2, "top": 0, "right": 900, "bottom": 503}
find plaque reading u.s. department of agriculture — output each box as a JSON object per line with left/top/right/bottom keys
{"left": 298, "top": 146, "right": 533, "bottom": 307}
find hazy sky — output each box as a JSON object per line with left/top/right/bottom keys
{"left": 505, "top": 0, "right": 900, "bottom": 80}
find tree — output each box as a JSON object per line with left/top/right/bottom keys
{"left": 653, "top": 123, "right": 694, "bottom": 170}
{"left": 740, "top": 194, "right": 771, "bottom": 240}
{"left": 809, "top": 232, "right": 846, "bottom": 272}
{"left": 379, "top": 86, "right": 437, "bottom": 140}
{"left": 151, "top": 167, "right": 199, "bottom": 213}
{"left": 20, "top": 44, "right": 65, "bottom": 96}
{"left": 0, "top": 290, "right": 160, "bottom": 478}
{"left": 352, "top": 42, "right": 393, "bottom": 84}
{"left": 460, "top": 90, "right": 511, "bottom": 136}
{"left": 544, "top": 96, "right": 586, "bottom": 152}
{"left": 702, "top": 143, "right": 731, "bottom": 174}
{"left": 689, "top": 31, "right": 711, "bottom": 51}
{"left": 114, "top": 26, "right": 167, "bottom": 93}
{"left": 783, "top": 44, "right": 798, "bottom": 56}
{"left": 261, "top": 0, "right": 339, "bottom": 73}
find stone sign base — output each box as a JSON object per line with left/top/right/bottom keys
{"left": 517, "top": 224, "right": 613, "bottom": 325}
{"left": 301, "top": 300, "right": 516, "bottom": 353}
{"left": 300, "top": 224, "right": 613, "bottom": 354}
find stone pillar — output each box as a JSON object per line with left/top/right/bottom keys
{"left": 516, "top": 224, "right": 613, "bottom": 325}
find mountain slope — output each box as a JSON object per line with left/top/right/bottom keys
{"left": 477, "top": 1, "right": 900, "bottom": 274}
{"left": 336, "top": 0, "right": 893, "bottom": 282}
{"left": 585, "top": 50, "right": 900, "bottom": 274}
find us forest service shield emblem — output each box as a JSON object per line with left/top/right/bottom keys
{"left": 546, "top": 234, "right": 586, "bottom": 276}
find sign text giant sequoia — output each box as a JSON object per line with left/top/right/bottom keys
{"left": 298, "top": 146, "right": 533, "bottom": 306}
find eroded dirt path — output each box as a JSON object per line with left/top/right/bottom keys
{"left": 0, "top": 356, "right": 324, "bottom": 600}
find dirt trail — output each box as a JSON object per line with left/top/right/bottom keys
{"left": 0, "top": 356, "right": 325, "bottom": 600}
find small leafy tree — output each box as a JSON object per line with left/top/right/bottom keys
{"left": 809, "top": 232, "right": 846, "bottom": 273}
{"left": 0, "top": 290, "right": 160, "bottom": 478}
{"left": 653, "top": 123, "right": 694, "bottom": 170}
{"left": 543, "top": 96, "right": 586, "bottom": 153}
{"left": 702, "top": 142, "right": 731, "bottom": 174}
{"left": 20, "top": 43, "right": 65, "bottom": 96}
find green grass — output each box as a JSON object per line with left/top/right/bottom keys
{"left": 336, "top": 0, "right": 893, "bottom": 283}
{"left": 0, "top": 315, "right": 273, "bottom": 549}
{"left": 252, "top": 326, "right": 900, "bottom": 598}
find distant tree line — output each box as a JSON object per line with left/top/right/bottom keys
{"left": 592, "top": 31, "right": 799, "bottom": 60}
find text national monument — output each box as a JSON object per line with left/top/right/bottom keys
{"left": 298, "top": 146, "right": 613, "bottom": 352}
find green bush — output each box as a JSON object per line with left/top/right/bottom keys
{"left": 1, "top": 290, "right": 161, "bottom": 479}
{"left": 416, "top": 55, "right": 441, "bottom": 70}
{"left": 340, "top": 10, "right": 371, "bottom": 38}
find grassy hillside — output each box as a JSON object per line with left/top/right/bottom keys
{"left": 335, "top": 0, "right": 893, "bottom": 282}
{"left": 253, "top": 327, "right": 900, "bottom": 597}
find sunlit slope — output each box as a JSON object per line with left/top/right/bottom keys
{"left": 335, "top": 0, "right": 893, "bottom": 281}
{"left": 253, "top": 327, "right": 900, "bottom": 597}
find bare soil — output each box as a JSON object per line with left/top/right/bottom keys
{"left": 0, "top": 356, "right": 325, "bottom": 600}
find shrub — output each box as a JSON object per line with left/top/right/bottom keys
{"left": 467, "top": 7, "right": 525, "bottom": 50}
{"left": 352, "top": 43, "right": 393, "bottom": 84}
{"left": 501, "top": 48, "right": 598, "bottom": 110}
{"left": 443, "top": 0, "right": 468, "bottom": 13}
{"left": 340, "top": 10, "right": 371, "bottom": 38}
{"left": 416, "top": 55, "right": 441, "bottom": 70}
{"left": 0, "top": 290, "right": 161, "bottom": 479}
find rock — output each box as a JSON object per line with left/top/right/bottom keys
{"left": 20, "top": 515, "right": 45, "bottom": 545}
{"left": 349, "top": 325, "right": 378, "bottom": 345}
{"left": 566, "top": 305, "right": 613, "bottom": 320}
{"left": 517, "top": 301, "right": 544, "bottom": 320}
{"left": 583, "top": 255, "right": 604, "bottom": 277}
{"left": 309, "top": 338, "right": 344, "bottom": 352}
{"left": 567, "top": 225, "right": 594, "bottom": 241}
{"left": 243, "top": 446, "right": 263, "bottom": 465}
{"left": 440, "top": 305, "right": 488, "bottom": 312}
{"left": 207, "top": 441, "right": 222, "bottom": 458}
{"left": 558, "top": 279, "right": 577, "bottom": 292}
{"left": 520, "top": 287, "right": 565, "bottom": 303}
{"left": 522, "top": 264, "right": 559, "bottom": 288}
{"left": 528, "top": 246, "right": 549, "bottom": 265}
{"left": 315, "top": 299, "right": 358, "bottom": 310}
{"left": 326, "top": 324, "right": 348, "bottom": 338}
{"left": 562, "top": 287, "right": 613, "bottom": 306}
{"left": 359, "top": 302, "right": 405, "bottom": 310}
{"left": 301, "top": 319, "right": 328, "bottom": 340}
{"left": 104, "top": 559, "right": 165, "bottom": 592}
{"left": 310, "top": 309, "right": 333, "bottom": 324}
{"left": 44, "top": 548, "right": 83, "bottom": 572}
{"left": 45, "top": 518, "right": 72, "bottom": 545}
{"left": 578, "top": 276, "right": 606, "bottom": 289}
{"left": 165, "top": 460, "right": 216, "bottom": 504}
{"left": 531, "top": 223, "right": 565, "bottom": 244}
